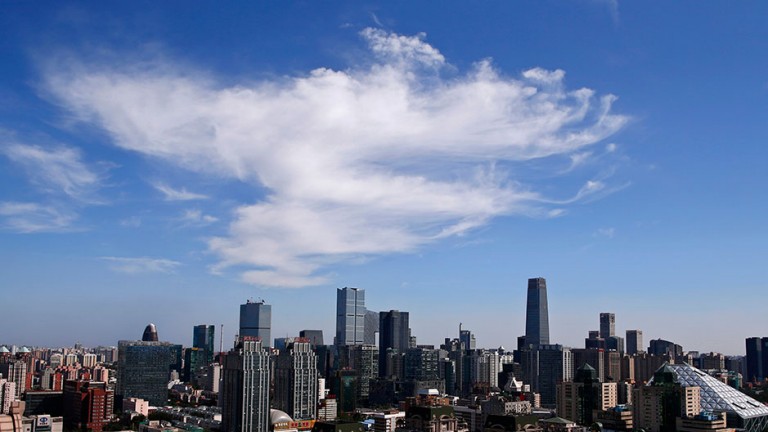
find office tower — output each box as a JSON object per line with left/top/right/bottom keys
{"left": 746, "top": 337, "right": 768, "bottom": 383}
{"left": 193, "top": 325, "right": 215, "bottom": 364}
{"left": 648, "top": 339, "right": 683, "bottom": 357}
{"left": 336, "top": 287, "right": 366, "bottom": 346}
{"left": 606, "top": 336, "right": 625, "bottom": 354}
{"left": 116, "top": 340, "right": 177, "bottom": 406}
{"left": 63, "top": 380, "right": 114, "bottom": 432}
{"left": 600, "top": 313, "right": 615, "bottom": 339}
{"left": 299, "top": 330, "right": 324, "bottom": 347}
{"left": 557, "top": 364, "right": 618, "bottom": 426}
{"left": 526, "top": 344, "right": 572, "bottom": 408}
{"left": 337, "top": 344, "right": 378, "bottom": 403}
{"left": 378, "top": 310, "right": 410, "bottom": 377}
{"left": 184, "top": 348, "right": 207, "bottom": 383}
{"left": 142, "top": 323, "right": 159, "bottom": 342}
{"left": 572, "top": 349, "right": 605, "bottom": 382}
{"left": 221, "top": 338, "right": 270, "bottom": 432}
{"left": 364, "top": 311, "right": 379, "bottom": 345}
{"left": 460, "top": 327, "right": 476, "bottom": 351}
{"left": 626, "top": 330, "right": 643, "bottom": 355}
{"left": 0, "top": 361, "right": 26, "bottom": 398}
{"left": 404, "top": 347, "right": 440, "bottom": 382}
{"left": 274, "top": 339, "right": 318, "bottom": 420}
{"left": 240, "top": 300, "right": 272, "bottom": 348}
{"left": 441, "top": 339, "right": 464, "bottom": 396}
{"left": 524, "top": 278, "right": 550, "bottom": 347}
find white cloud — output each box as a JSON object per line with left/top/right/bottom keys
{"left": 154, "top": 183, "right": 208, "bottom": 201}
{"left": 594, "top": 227, "right": 616, "bottom": 238}
{"left": 0, "top": 202, "right": 77, "bottom": 233}
{"left": 1, "top": 142, "right": 104, "bottom": 202}
{"left": 43, "top": 28, "right": 628, "bottom": 288}
{"left": 100, "top": 256, "right": 181, "bottom": 273}
{"left": 180, "top": 209, "right": 217, "bottom": 226}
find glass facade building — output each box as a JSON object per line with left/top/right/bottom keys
{"left": 524, "top": 277, "right": 550, "bottom": 347}
{"left": 116, "top": 340, "right": 176, "bottom": 406}
{"left": 336, "top": 287, "right": 366, "bottom": 346}
{"left": 240, "top": 301, "right": 271, "bottom": 348}
{"left": 193, "top": 324, "right": 215, "bottom": 364}
{"left": 648, "top": 362, "right": 768, "bottom": 432}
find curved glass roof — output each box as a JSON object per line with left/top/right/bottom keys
{"left": 648, "top": 363, "right": 768, "bottom": 420}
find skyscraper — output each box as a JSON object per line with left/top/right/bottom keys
{"left": 117, "top": 340, "right": 177, "bottom": 406}
{"left": 240, "top": 300, "right": 271, "bottom": 348}
{"left": 379, "top": 310, "right": 410, "bottom": 377}
{"left": 221, "top": 337, "right": 270, "bottom": 432}
{"left": 193, "top": 324, "right": 216, "bottom": 364}
{"left": 274, "top": 339, "right": 318, "bottom": 420}
{"left": 599, "top": 313, "right": 615, "bottom": 339}
{"left": 626, "top": 330, "right": 643, "bottom": 355}
{"left": 746, "top": 337, "right": 768, "bottom": 383}
{"left": 336, "top": 287, "right": 366, "bottom": 346}
{"left": 524, "top": 277, "right": 550, "bottom": 347}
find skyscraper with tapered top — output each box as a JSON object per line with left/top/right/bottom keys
{"left": 524, "top": 277, "right": 550, "bottom": 347}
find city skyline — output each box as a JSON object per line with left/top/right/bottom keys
{"left": 1, "top": 3, "right": 767, "bottom": 354}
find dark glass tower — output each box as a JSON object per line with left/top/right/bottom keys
{"left": 193, "top": 324, "right": 216, "bottom": 364}
{"left": 746, "top": 337, "right": 768, "bottom": 382}
{"left": 378, "top": 310, "right": 410, "bottom": 377}
{"left": 239, "top": 300, "right": 271, "bottom": 348}
{"left": 599, "top": 313, "right": 615, "bottom": 338}
{"left": 524, "top": 277, "right": 550, "bottom": 347}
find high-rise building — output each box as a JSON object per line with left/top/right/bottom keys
{"left": 0, "top": 379, "right": 16, "bottom": 414}
{"left": 299, "top": 330, "right": 324, "bottom": 347}
{"left": 379, "top": 310, "right": 410, "bottom": 377}
{"left": 221, "top": 337, "right": 270, "bottom": 432}
{"left": 193, "top": 325, "right": 215, "bottom": 364}
{"left": 337, "top": 344, "right": 378, "bottom": 403}
{"left": 274, "top": 339, "right": 318, "bottom": 420}
{"left": 404, "top": 347, "right": 440, "bottom": 382}
{"left": 142, "top": 323, "right": 159, "bottom": 342}
{"left": 525, "top": 344, "right": 572, "bottom": 408}
{"left": 116, "top": 340, "right": 178, "bottom": 406}
{"left": 63, "top": 380, "right": 114, "bottom": 432}
{"left": 240, "top": 300, "right": 271, "bottom": 348}
{"left": 626, "top": 330, "right": 643, "bottom": 355}
{"left": 648, "top": 339, "right": 683, "bottom": 357}
{"left": 524, "top": 278, "right": 550, "bottom": 347}
{"left": 0, "top": 361, "right": 26, "bottom": 398}
{"left": 336, "top": 288, "right": 366, "bottom": 346}
{"left": 746, "top": 337, "right": 768, "bottom": 383}
{"left": 557, "top": 364, "right": 617, "bottom": 426}
{"left": 459, "top": 328, "right": 476, "bottom": 351}
{"left": 364, "top": 310, "right": 379, "bottom": 346}
{"left": 599, "top": 313, "right": 615, "bottom": 339}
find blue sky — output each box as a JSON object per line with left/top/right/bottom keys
{"left": 1, "top": 2, "right": 766, "bottom": 355}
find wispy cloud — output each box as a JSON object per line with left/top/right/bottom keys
{"left": 153, "top": 183, "right": 208, "bottom": 201}
{"left": 1, "top": 142, "right": 105, "bottom": 202}
{"left": 180, "top": 209, "right": 217, "bottom": 226}
{"left": 0, "top": 202, "right": 77, "bottom": 233}
{"left": 119, "top": 216, "right": 141, "bottom": 228}
{"left": 44, "top": 28, "right": 628, "bottom": 288}
{"left": 594, "top": 227, "right": 616, "bottom": 238}
{"left": 100, "top": 256, "right": 181, "bottom": 273}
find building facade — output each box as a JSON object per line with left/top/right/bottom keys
{"left": 336, "top": 288, "right": 366, "bottom": 346}
{"left": 524, "top": 278, "right": 550, "bottom": 347}
{"left": 221, "top": 338, "right": 271, "bottom": 432}
{"left": 274, "top": 340, "right": 318, "bottom": 420}
{"left": 240, "top": 301, "right": 272, "bottom": 348}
